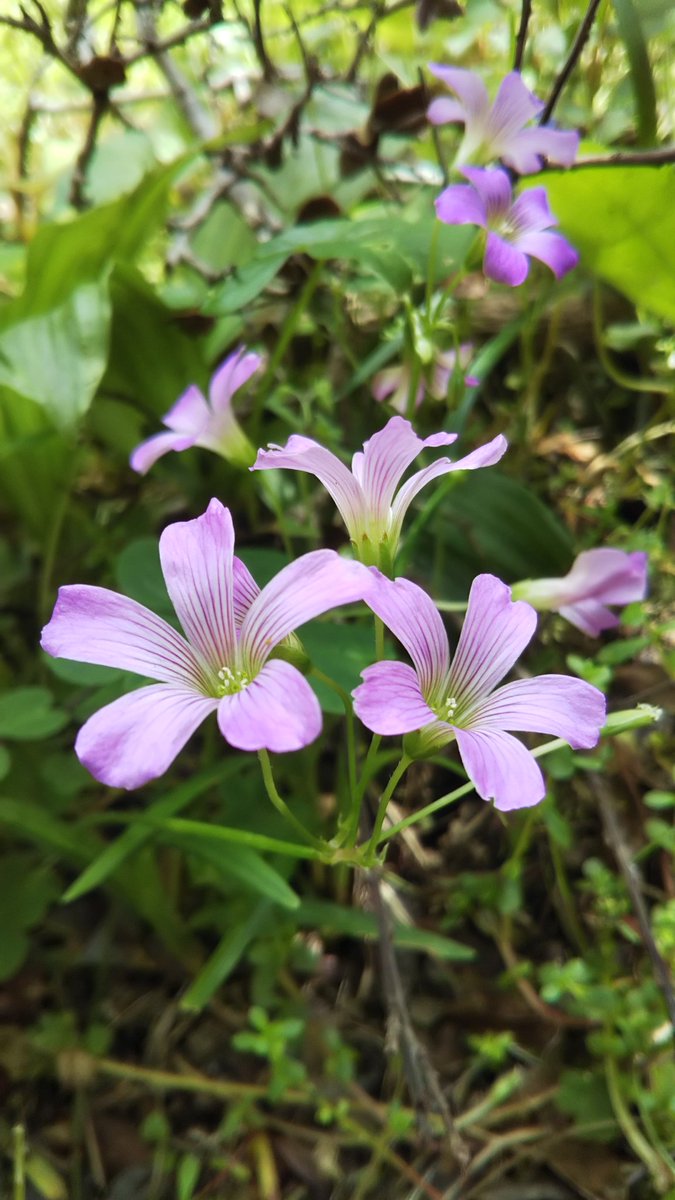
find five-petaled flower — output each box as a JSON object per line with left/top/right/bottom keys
{"left": 436, "top": 167, "right": 578, "bottom": 287}
{"left": 41, "top": 500, "right": 369, "bottom": 789}
{"left": 252, "top": 416, "right": 507, "bottom": 572}
{"left": 130, "top": 346, "right": 261, "bottom": 474}
{"left": 512, "top": 548, "right": 648, "bottom": 637}
{"left": 427, "top": 66, "right": 579, "bottom": 174}
{"left": 372, "top": 346, "right": 478, "bottom": 414}
{"left": 353, "top": 571, "right": 605, "bottom": 811}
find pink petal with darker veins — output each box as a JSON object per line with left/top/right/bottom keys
{"left": 515, "top": 231, "right": 579, "bottom": 278}
{"left": 362, "top": 572, "right": 450, "bottom": 698}
{"left": 130, "top": 431, "right": 196, "bottom": 474}
{"left": 435, "top": 183, "right": 488, "bottom": 228}
{"left": 353, "top": 660, "right": 437, "bottom": 735}
{"left": 449, "top": 575, "right": 537, "bottom": 707}
{"left": 217, "top": 659, "right": 321, "bottom": 752}
{"left": 484, "top": 232, "right": 530, "bottom": 286}
{"left": 473, "top": 674, "right": 605, "bottom": 748}
{"left": 455, "top": 726, "right": 546, "bottom": 810}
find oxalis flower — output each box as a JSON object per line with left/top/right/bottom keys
{"left": 252, "top": 416, "right": 507, "bottom": 572}
{"left": 435, "top": 167, "right": 578, "bottom": 287}
{"left": 372, "top": 346, "right": 478, "bottom": 414}
{"left": 512, "top": 548, "right": 648, "bottom": 637}
{"left": 353, "top": 572, "right": 605, "bottom": 811}
{"left": 427, "top": 66, "right": 579, "bottom": 174}
{"left": 130, "top": 346, "right": 261, "bottom": 474}
{"left": 41, "top": 500, "right": 368, "bottom": 789}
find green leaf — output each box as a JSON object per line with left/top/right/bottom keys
{"left": 0, "top": 687, "right": 68, "bottom": 740}
{"left": 137, "top": 817, "right": 320, "bottom": 861}
{"left": 302, "top": 622, "right": 378, "bottom": 715}
{"left": 540, "top": 167, "right": 675, "bottom": 322}
{"left": 612, "top": 0, "right": 658, "bottom": 145}
{"left": 171, "top": 837, "right": 299, "bottom": 910}
{"left": 115, "top": 536, "right": 172, "bottom": 613}
{"left": 296, "top": 899, "right": 474, "bottom": 961}
{"left": 181, "top": 901, "right": 272, "bottom": 1010}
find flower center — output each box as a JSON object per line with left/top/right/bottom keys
{"left": 432, "top": 694, "right": 464, "bottom": 726}
{"left": 215, "top": 665, "right": 250, "bottom": 697}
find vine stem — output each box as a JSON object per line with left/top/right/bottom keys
{"left": 257, "top": 749, "right": 325, "bottom": 850}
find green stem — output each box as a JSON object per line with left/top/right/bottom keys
{"left": 13, "top": 1125, "right": 26, "bottom": 1200}
{"left": 340, "top": 733, "right": 384, "bottom": 848}
{"left": 363, "top": 754, "right": 411, "bottom": 862}
{"left": 251, "top": 262, "right": 323, "bottom": 437}
{"left": 310, "top": 666, "right": 358, "bottom": 805}
{"left": 604, "top": 1055, "right": 672, "bottom": 1189}
{"left": 593, "top": 283, "right": 672, "bottom": 395}
{"left": 374, "top": 615, "right": 385, "bottom": 661}
{"left": 425, "top": 217, "right": 441, "bottom": 319}
{"left": 257, "top": 750, "right": 325, "bottom": 850}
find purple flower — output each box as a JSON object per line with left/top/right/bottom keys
{"left": 427, "top": 65, "right": 579, "bottom": 174}
{"left": 252, "top": 416, "right": 507, "bottom": 571}
{"left": 512, "top": 549, "right": 648, "bottom": 637}
{"left": 372, "top": 346, "right": 478, "bottom": 414}
{"left": 41, "top": 500, "right": 368, "bottom": 789}
{"left": 435, "top": 167, "right": 578, "bottom": 287}
{"left": 354, "top": 572, "right": 605, "bottom": 811}
{"left": 130, "top": 346, "right": 261, "bottom": 474}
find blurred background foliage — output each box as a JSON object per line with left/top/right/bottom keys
{"left": 0, "top": 0, "right": 673, "bottom": 1197}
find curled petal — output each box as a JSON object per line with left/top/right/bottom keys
{"left": 449, "top": 575, "right": 537, "bottom": 707}
{"left": 514, "top": 231, "right": 579, "bottom": 279}
{"left": 558, "top": 600, "right": 620, "bottom": 637}
{"left": 484, "top": 232, "right": 530, "bottom": 286}
{"left": 209, "top": 347, "right": 262, "bottom": 413}
{"left": 390, "top": 434, "right": 508, "bottom": 540}
{"left": 363, "top": 572, "right": 450, "bottom": 700}
{"left": 163, "top": 384, "right": 210, "bottom": 434}
{"left": 351, "top": 416, "right": 456, "bottom": 522}
{"left": 472, "top": 675, "right": 605, "bottom": 749}
{"left": 76, "top": 684, "right": 217, "bottom": 789}
{"left": 427, "top": 65, "right": 489, "bottom": 118}
{"left": 455, "top": 727, "right": 546, "bottom": 810}
{"left": 159, "top": 498, "right": 237, "bottom": 673}
{"left": 241, "top": 551, "right": 368, "bottom": 673}
{"left": 506, "top": 126, "right": 579, "bottom": 173}
{"left": 130, "top": 431, "right": 196, "bottom": 475}
{"left": 565, "top": 549, "right": 648, "bottom": 606}
{"left": 435, "top": 183, "right": 488, "bottom": 228}
{"left": 217, "top": 660, "right": 321, "bottom": 752}
{"left": 353, "top": 660, "right": 437, "bottom": 735}
{"left": 252, "top": 436, "right": 363, "bottom": 536}
{"left": 41, "top": 584, "right": 205, "bottom": 690}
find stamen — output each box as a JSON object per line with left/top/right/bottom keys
{"left": 216, "top": 665, "right": 250, "bottom": 696}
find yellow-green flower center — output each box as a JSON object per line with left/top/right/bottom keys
{"left": 215, "top": 665, "right": 250, "bottom": 697}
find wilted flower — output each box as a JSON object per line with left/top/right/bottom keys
{"left": 427, "top": 66, "right": 579, "bottom": 174}
{"left": 354, "top": 572, "right": 605, "bottom": 811}
{"left": 512, "top": 548, "right": 648, "bottom": 636}
{"left": 130, "top": 346, "right": 261, "bottom": 474}
{"left": 435, "top": 167, "right": 578, "bottom": 287}
{"left": 41, "top": 500, "right": 368, "bottom": 788}
{"left": 372, "top": 346, "right": 478, "bottom": 414}
{"left": 252, "top": 416, "right": 507, "bottom": 571}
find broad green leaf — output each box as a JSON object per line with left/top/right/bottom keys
{"left": 0, "top": 687, "right": 68, "bottom": 740}
{"left": 181, "top": 901, "right": 272, "bottom": 1010}
{"left": 160, "top": 834, "right": 299, "bottom": 910}
{"left": 540, "top": 167, "right": 675, "bottom": 321}
{"left": 302, "top": 622, "right": 379, "bottom": 715}
{"left": 137, "top": 816, "right": 320, "bottom": 861}
{"left": 612, "top": 0, "right": 658, "bottom": 145}
{"left": 115, "top": 536, "right": 172, "bottom": 613}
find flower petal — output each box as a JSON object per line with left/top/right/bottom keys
{"left": 485, "top": 72, "right": 542, "bottom": 147}
{"left": 427, "top": 97, "right": 468, "bottom": 126}
{"left": 427, "top": 65, "right": 489, "bottom": 118}
{"left": 472, "top": 674, "right": 605, "bottom": 749}
{"left": 565, "top": 549, "right": 648, "bottom": 606}
{"left": 75, "top": 684, "right": 217, "bottom": 789}
{"left": 449, "top": 574, "right": 537, "bottom": 707}
{"left": 454, "top": 726, "right": 546, "bottom": 811}
{"left": 163, "top": 385, "right": 210, "bottom": 434}
{"left": 351, "top": 417, "right": 457, "bottom": 523}
{"left": 252, "top": 436, "right": 364, "bottom": 536}
{"left": 159, "top": 498, "right": 237, "bottom": 673}
{"left": 435, "top": 184, "right": 487, "bottom": 228}
{"left": 460, "top": 167, "right": 512, "bottom": 221}
{"left": 209, "top": 347, "right": 263, "bottom": 413}
{"left": 514, "top": 231, "right": 578, "bottom": 279}
{"left": 362, "top": 571, "right": 450, "bottom": 700}
{"left": 241, "top": 550, "right": 368, "bottom": 672}
{"left": 353, "top": 661, "right": 437, "bottom": 735}
{"left": 129, "top": 431, "right": 196, "bottom": 475}
{"left": 484, "top": 231, "right": 530, "bottom": 286}
{"left": 505, "top": 126, "right": 579, "bottom": 173}
{"left": 233, "top": 556, "right": 261, "bottom": 626}
{"left": 217, "top": 660, "right": 321, "bottom": 752}
{"left": 390, "top": 433, "right": 508, "bottom": 541}
{"left": 558, "top": 600, "right": 620, "bottom": 637}
{"left": 510, "top": 187, "right": 557, "bottom": 233}
{"left": 41, "top": 585, "right": 205, "bottom": 689}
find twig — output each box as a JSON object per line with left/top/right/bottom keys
{"left": 252, "top": 0, "right": 276, "bottom": 80}
{"left": 134, "top": 2, "right": 217, "bottom": 140}
{"left": 69, "top": 90, "right": 108, "bottom": 208}
{"left": 539, "top": 0, "right": 603, "bottom": 124}
{"left": 513, "top": 0, "right": 532, "bottom": 71}
{"left": 594, "top": 777, "right": 675, "bottom": 1035}
{"left": 123, "top": 16, "right": 213, "bottom": 66}
{"left": 345, "top": 0, "right": 386, "bottom": 83}
{"left": 567, "top": 147, "right": 675, "bottom": 168}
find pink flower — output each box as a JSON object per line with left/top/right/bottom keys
{"left": 130, "top": 346, "right": 261, "bottom": 474}
{"left": 354, "top": 572, "right": 605, "bottom": 811}
{"left": 427, "top": 66, "right": 579, "bottom": 174}
{"left": 252, "top": 416, "right": 507, "bottom": 571}
{"left": 41, "top": 500, "right": 369, "bottom": 788}
{"left": 372, "top": 346, "right": 478, "bottom": 414}
{"left": 435, "top": 167, "right": 578, "bottom": 287}
{"left": 512, "top": 549, "right": 648, "bottom": 636}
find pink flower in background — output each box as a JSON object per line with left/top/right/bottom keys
{"left": 130, "top": 346, "right": 261, "bottom": 474}
{"left": 436, "top": 167, "right": 578, "bottom": 287}
{"left": 512, "top": 548, "right": 648, "bottom": 636}
{"left": 41, "top": 500, "right": 368, "bottom": 788}
{"left": 372, "top": 346, "right": 478, "bottom": 414}
{"left": 252, "top": 416, "right": 507, "bottom": 570}
{"left": 427, "top": 66, "right": 579, "bottom": 174}
{"left": 354, "top": 572, "right": 605, "bottom": 811}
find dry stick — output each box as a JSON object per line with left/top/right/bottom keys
{"left": 594, "top": 777, "right": 675, "bottom": 1034}
{"left": 252, "top": 0, "right": 276, "bottom": 81}
{"left": 568, "top": 147, "right": 675, "bottom": 168}
{"left": 69, "top": 91, "right": 108, "bottom": 208}
{"left": 513, "top": 0, "right": 532, "bottom": 72}
{"left": 365, "top": 870, "right": 472, "bottom": 1173}
{"left": 135, "top": 4, "right": 217, "bottom": 141}
{"left": 539, "top": 0, "right": 602, "bottom": 125}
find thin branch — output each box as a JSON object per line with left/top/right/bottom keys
{"left": 539, "top": 0, "right": 602, "bottom": 124}
{"left": 513, "top": 0, "right": 532, "bottom": 72}
{"left": 252, "top": 0, "right": 276, "bottom": 81}
{"left": 567, "top": 146, "right": 675, "bottom": 168}
{"left": 123, "top": 15, "right": 213, "bottom": 66}
{"left": 134, "top": 2, "right": 217, "bottom": 140}
{"left": 69, "top": 91, "right": 108, "bottom": 208}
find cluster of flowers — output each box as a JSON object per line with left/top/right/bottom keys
{"left": 42, "top": 354, "right": 646, "bottom": 815}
